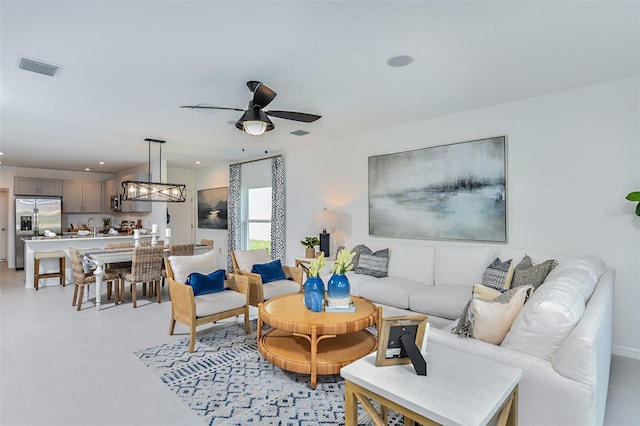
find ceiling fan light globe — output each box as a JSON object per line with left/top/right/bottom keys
{"left": 243, "top": 120, "right": 267, "bottom": 136}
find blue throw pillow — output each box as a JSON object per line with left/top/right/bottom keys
{"left": 185, "top": 269, "right": 226, "bottom": 296}
{"left": 251, "top": 259, "right": 287, "bottom": 284}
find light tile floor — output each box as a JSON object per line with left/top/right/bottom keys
{"left": 1, "top": 261, "right": 638, "bottom": 425}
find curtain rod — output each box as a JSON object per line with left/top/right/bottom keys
{"left": 230, "top": 154, "right": 282, "bottom": 167}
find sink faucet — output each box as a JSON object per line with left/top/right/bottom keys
{"left": 87, "top": 217, "right": 96, "bottom": 236}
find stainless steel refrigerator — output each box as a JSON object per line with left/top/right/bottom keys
{"left": 15, "top": 196, "right": 62, "bottom": 270}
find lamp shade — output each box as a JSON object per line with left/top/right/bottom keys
{"left": 313, "top": 208, "right": 338, "bottom": 231}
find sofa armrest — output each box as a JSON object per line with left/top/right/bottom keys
{"left": 429, "top": 328, "right": 597, "bottom": 425}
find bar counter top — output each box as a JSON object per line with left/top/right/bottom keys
{"left": 22, "top": 234, "right": 152, "bottom": 288}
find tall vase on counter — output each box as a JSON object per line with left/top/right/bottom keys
{"left": 327, "top": 247, "right": 355, "bottom": 308}
{"left": 303, "top": 253, "right": 326, "bottom": 312}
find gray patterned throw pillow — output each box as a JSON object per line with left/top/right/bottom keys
{"left": 355, "top": 248, "right": 389, "bottom": 278}
{"left": 481, "top": 258, "right": 514, "bottom": 291}
{"left": 511, "top": 255, "right": 558, "bottom": 290}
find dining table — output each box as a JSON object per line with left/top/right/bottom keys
{"left": 82, "top": 244, "right": 214, "bottom": 310}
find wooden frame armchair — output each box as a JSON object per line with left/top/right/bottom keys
{"left": 165, "top": 257, "right": 250, "bottom": 353}
{"left": 231, "top": 249, "right": 303, "bottom": 307}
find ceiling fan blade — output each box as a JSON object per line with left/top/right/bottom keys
{"left": 265, "top": 110, "right": 321, "bottom": 123}
{"left": 252, "top": 83, "right": 277, "bottom": 108}
{"left": 180, "top": 105, "right": 244, "bottom": 112}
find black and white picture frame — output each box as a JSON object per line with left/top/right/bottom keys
{"left": 368, "top": 136, "right": 507, "bottom": 242}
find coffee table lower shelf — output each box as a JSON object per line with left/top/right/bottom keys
{"left": 259, "top": 328, "right": 376, "bottom": 383}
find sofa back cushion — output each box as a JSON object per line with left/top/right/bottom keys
{"left": 544, "top": 255, "right": 604, "bottom": 301}
{"left": 434, "top": 246, "right": 495, "bottom": 287}
{"left": 387, "top": 244, "right": 435, "bottom": 285}
{"left": 501, "top": 278, "right": 586, "bottom": 360}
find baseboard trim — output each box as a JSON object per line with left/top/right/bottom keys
{"left": 612, "top": 344, "right": 640, "bottom": 360}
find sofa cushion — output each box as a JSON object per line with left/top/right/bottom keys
{"left": 481, "top": 258, "right": 514, "bottom": 291}
{"left": 387, "top": 244, "right": 435, "bottom": 285}
{"left": 434, "top": 246, "right": 495, "bottom": 286}
{"left": 409, "top": 285, "right": 473, "bottom": 320}
{"left": 355, "top": 248, "right": 389, "bottom": 278}
{"left": 169, "top": 250, "right": 217, "bottom": 284}
{"left": 510, "top": 255, "right": 557, "bottom": 290}
{"left": 452, "top": 285, "right": 531, "bottom": 345}
{"left": 501, "top": 279, "right": 585, "bottom": 360}
{"left": 544, "top": 255, "right": 604, "bottom": 301}
{"left": 194, "top": 290, "right": 246, "bottom": 317}
{"left": 358, "top": 277, "right": 427, "bottom": 310}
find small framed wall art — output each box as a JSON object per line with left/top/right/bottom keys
{"left": 197, "top": 187, "right": 228, "bottom": 229}
{"left": 375, "top": 315, "right": 428, "bottom": 375}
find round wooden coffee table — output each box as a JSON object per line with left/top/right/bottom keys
{"left": 257, "top": 293, "right": 380, "bottom": 389}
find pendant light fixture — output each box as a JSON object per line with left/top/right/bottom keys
{"left": 121, "top": 138, "right": 186, "bottom": 202}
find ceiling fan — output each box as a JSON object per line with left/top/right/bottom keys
{"left": 181, "top": 81, "right": 321, "bottom": 136}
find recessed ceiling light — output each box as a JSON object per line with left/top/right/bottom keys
{"left": 98, "top": 161, "right": 104, "bottom": 165}
{"left": 0, "top": 152, "right": 4, "bottom": 155}
{"left": 195, "top": 161, "right": 201, "bottom": 165}
{"left": 290, "top": 129, "right": 310, "bottom": 136}
{"left": 84, "top": 168, "right": 90, "bottom": 171}
{"left": 387, "top": 55, "right": 414, "bottom": 67}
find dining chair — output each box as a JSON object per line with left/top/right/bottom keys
{"left": 122, "top": 246, "right": 164, "bottom": 308}
{"left": 69, "top": 247, "right": 121, "bottom": 311}
{"left": 231, "top": 248, "right": 303, "bottom": 307}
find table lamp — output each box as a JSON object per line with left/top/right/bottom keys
{"left": 313, "top": 208, "right": 338, "bottom": 257}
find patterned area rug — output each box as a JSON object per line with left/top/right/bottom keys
{"left": 135, "top": 320, "right": 402, "bottom": 425}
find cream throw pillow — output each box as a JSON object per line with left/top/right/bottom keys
{"left": 453, "top": 285, "right": 532, "bottom": 345}
{"left": 471, "top": 286, "right": 531, "bottom": 344}
{"left": 472, "top": 283, "right": 502, "bottom": 300}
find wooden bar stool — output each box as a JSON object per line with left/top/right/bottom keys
{"left": 34, "top": 250, "right": 66, "bottom": 290}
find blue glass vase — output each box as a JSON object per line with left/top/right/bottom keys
{"left": 327, "top": 273, "right": 351, "bottom": 307}
{"left": 303, "top": 276, "right": 325, "bottom": 312}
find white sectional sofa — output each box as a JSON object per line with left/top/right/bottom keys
{"left": 323, "top": 240, "right": 614, "bottom": 426}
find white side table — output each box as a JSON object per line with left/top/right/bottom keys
{"left": 340, "top": 342, "right": 522, "bottom": 426}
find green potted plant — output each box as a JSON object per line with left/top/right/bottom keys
{"left": 626, "top": 191, "right": 640, "bottom": 217}
{"left": 300, "top": 236, "right": 320, "bottom": 258}
{"left": 101, "top": 217, "right": 112, "bottom": 232}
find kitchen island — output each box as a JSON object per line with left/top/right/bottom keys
{"left": 22, "top": 234, "right": 153, "bottom": 288}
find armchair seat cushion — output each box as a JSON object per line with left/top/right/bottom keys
{"left": 195, "top": 290, "right": 247, "bottom": 317}
{"left": 263, "top": 279, "right": 302, "bottom": 300}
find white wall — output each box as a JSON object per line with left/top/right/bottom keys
{"left": 282, "top": 76, "right": 640, "bottom": 356}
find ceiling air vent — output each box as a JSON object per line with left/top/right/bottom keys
{"left": 18, "top": 57, "right": 59, "bottom": 77}
{"left": 290, "top": 130, "right": 310, "bottom": 136}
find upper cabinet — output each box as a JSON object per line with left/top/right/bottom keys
{"left": 14, "top": 177, "right": 62, "bottom": 196}
{"left": 103, "top": 179, "right": 118, "bottom": 213}
{"left": 62, "top": 180, "right": 103, "bottom": 213}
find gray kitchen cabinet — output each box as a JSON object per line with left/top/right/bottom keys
{"left": 62, "top": 180, "right": 103, "bottom": 213}
{"left": 103, "top": 179, "right": 118, "bottom": 213}
{"left": 14, "top": 177, "right": 62, "bottom": 196}
{"left": 120, "top": 173, "right": 152, "bottom": 213}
